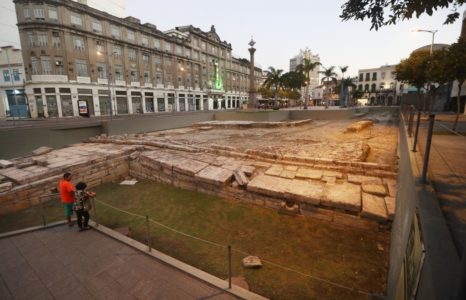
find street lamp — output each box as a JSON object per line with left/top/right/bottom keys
{"left": 412, "top": 29, "right": 438, "bottom": 55}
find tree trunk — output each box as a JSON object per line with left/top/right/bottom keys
{"left": 453, "top": 81, "right": 463, "bottom": 131}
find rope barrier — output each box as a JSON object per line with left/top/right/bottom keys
{"left": 93, "top": 197, "right": 374, "bottom": 296}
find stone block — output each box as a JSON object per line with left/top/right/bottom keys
{"left": 16, "top": 160, "right": 35, "bottom": 169}
{"left": 0, "top": 181, "right": 13, "bottom": 192}
{"left": 247, "top": 175, "right": 289, "bottom": 199}
{"left": 0, "top": 160, "right": 14, "bottom": 168}
{"left": 361, "top": 184, "right": 387, "bottom": 196}
{"left": 322, "top": 182, "right": 361, "bottom": 212}
{"left": 285, "top": 179, "right": 323, "bottom": 205}
{"left": 383, "top": 178, "right": 398, "bottom": 197}
{"left": 361, "top": 193, "right": 388, "bottom": 222}
{"left": 31, "top": 146, "right": 53, "bottom": 156}
{"left": 129, "top": 151, "right": 140, "bottom": 160}
{"left": 32, "top": 157, "right": 48, "bottom": 167}
{"left": 322, "top": 170, "right": 343, "bottom": 179}
{"left": 295, "top": 168, "right": 323, "bottom": 180}
{"left": 172, "top": 158, "right": 208, "bottom": 177}
{"left": 285, "top": 165, "right": 298, "bottom": 171}
{"left": 265, "top": 165, "right": 283, "bottom": 176}
{"left": 347, "top": 174, "right": 382, "bottom": 185}
{"left": 195, "top": 166, "right": 233, "bottom": 186}
{"left": 240, "top": 165, "right": 255, "bottom": 176}
{"left": 385, "top": 196, "right": 396, "bottom": 220}
{"left": 233, "top": 170, "right": 249, "bottom": 187}
{"left": 279, "top": 169, "right": 296, "bottom": 179}
{"left": 345, "top": 120, "right": 373, "bottom": 132}
{"left": 322, "top": 176, "right": 336, "bottom": 184}
{"left": 242, "top": 256, "right": 262, "bottom": 268}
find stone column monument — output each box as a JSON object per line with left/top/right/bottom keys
{"left": 247, "top": 38, "right": 257, "bottom": 109}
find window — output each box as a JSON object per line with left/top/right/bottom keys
{"left": 113, "top": 45, "right": 122, "bottom": 58}
{"left": 92, "top": 20, "right": 102, "bottom": 33}
{"left": 37, "top": 32, "right": 48, "bottom": 47}
{"left": 130, "top": 68, "right": 137, "bottom": 81}
{"left": 97, "top": 63, "right": 107, "bottom": 79}
{"left": 114, "top": 65, "right": 123, "bottom": 80}
{"left": 70, "top": 13, "right": 82, "bottom": 26}
{"left": 141, "top": 35, "right": 148, "bottom": 46}
{"left": 391, "top": 71, "right": 396, "bottom": 79}
{"left": 111, "top": 25, "right": 120, "bottom": 37}
{"left": 176, "top": 45, "right": 182, "bottom": 55}
{"left": 74, "top": 36, "right": 84, "bottom": 51}
{"left": 201, "top": 41, "right": 206, "bottom": 50}
{"left": 23, "top": 7, "right": 30, "bottom": 20}
{"left": 371, "top": 83, "right": 376, "bottom": 92}
{"left": 358, "top": 84, "right": 363, "bottom": 91}
{"left": 193, "top": 51, "right": 199, "bottom": 61}
{"left": 27, "top": 32, "right": 35, "bottom": 46}
{"left": 165, "top": 42, "right": 171, "bottom": 52}
{"left": 144, "top": 71, "right": 150, "bottom": 83}
{"left": 13, "top": 69, "right": 20, "bottom": 81}
{"left": 31, "top": 57, "right": 39, "bottom": 74}
{"left": 75, "top": 59, "right": 88, "bottom": 76}
{"left": 40, "top": 56, "right": 51, "bottom": 74}
{"left": 142, "top": 53, "right": 149, "bottom": 64}
{"left": 55, "top": 57, "right": 64, "bottom": 75}
{"left": 381, "top": 72, "right": 386, "bottom": 80}
{"left": 154, "top": 39, "right": 160, "bottom": 49}
{"left": 372, "top": 72, "right": 377, "bottom": 81}
{"left": 48, "top": 6, "right": 58, "bottom": 21}
{"left": 365, "top": 73, "right": 370, "bottom": 81}
{"left": 3, "top": 70, "right": 10, "bottom": 82}
{"left": 127, "top": 30, "right": 135, "bottom": 41}
{"left": 33, "top": 6, "right": 45, "bottom": 20}
{"left": 52, "top": 32, "right": 60, "bottom": 48}
{"left": 359, "top": 73, "right": 363, "bottom": 81}
{"left": 96, "top": 40, "right": 104, "bottom": 53}
{"left": 185, "top": 48, "right": 191, "bottom": 58}
{"left": 128, "top": 48, "right": 136, "bottom": 61}
{"left": 364, "top": 84, "right": 369, "bottom": 91}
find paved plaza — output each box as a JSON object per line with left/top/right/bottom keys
{"left": 0, "top": 225, "right": 239, "bottom": 300}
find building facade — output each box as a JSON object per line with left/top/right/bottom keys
{"left": 14, "top": 0, "right": 262, "bottom": 118}
{"left": 357, "top": 65, "right": 403, "bottom": 106}
{"left": 0, "top": 46, "right": 27, "bottom": 118}
{"left": 289, "top": 48, "right": 320, "bottom": 89}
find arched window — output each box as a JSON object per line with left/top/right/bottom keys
{"left": 371, "top": 83, "right": 376, "bottom": 92}
{"left": 364, "top": 84, "right": 369, "bottom": 91}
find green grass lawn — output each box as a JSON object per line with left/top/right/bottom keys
{"left": 1, "top": 180, "right": 389, "bottom": 299}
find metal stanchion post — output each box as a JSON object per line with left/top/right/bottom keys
{"left": 408, "top": 108, "right": 414, "bottom": 137}
{"left": 146, "top": 216, "right": 151, "bottom": 252}
{"left": 422, "top": 114, "right": 435, "bottom": 183}
{"left": 228, "top": 245, "right": 232, "bottom": 289}
{"left": 412, "top": 110, "right": 422, "bottom": 152}
{"left": 92, "top": 197, "right": 98, "bottom": 227}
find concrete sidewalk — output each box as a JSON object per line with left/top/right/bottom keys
{"left": 417, "top": 113, "right": 466, "bottom": 255}
{"left": 0, "top": 225, "right": 239, "bottom": 300}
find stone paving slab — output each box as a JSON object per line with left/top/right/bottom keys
{"left": 195, "top": 166, "right": 234, "bottom": 186}
{"left": 361, "top": 192, "right": 388, "bottom": 221}
{"left": 385, "top": 196, "right": 396, "bottom": 220}
{"left": 295, "top": 168, "right": 323, "bottom": 180}
{"left": 322, "top": 182, "right": 361, "bottom": 212}
{"left": 0, "top": 226, "right": 239, "bottom": 300}
{"left": 347, "top": 174, "right": 382, "bottom": 185}
{"left": 362, "top": 184, "right": 387, "bottom": 196}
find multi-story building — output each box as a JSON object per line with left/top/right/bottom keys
{"left": 72, "top": 0, "right": 126, "bottom": 18}
{"left": 14, "top": 0, "right": 262, "bottom": 118}
{"left": 0, "top": 46, "right": 27, "bottom": 118}
{"left": 356, "top": 64, "right": 403, "bottom": 105}
{"left": 289, "top": 48, "right": 320, "bottom": 89}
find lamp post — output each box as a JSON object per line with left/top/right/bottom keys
{"left": 413, "top": 29, "right": 438, "bottom": 55}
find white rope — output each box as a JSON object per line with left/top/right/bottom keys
{"left": 434, "top": 121, "right": 466, "bottom": 138}
{"left": 93, "top": 197, "right": 373, "bottom": 296}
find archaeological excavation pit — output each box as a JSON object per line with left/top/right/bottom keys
{"left": 0, "top": 110, "right": 399, "bottom": 229}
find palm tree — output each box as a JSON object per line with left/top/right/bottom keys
{"left": 296, "top": 59, "right": 321, "bottom": 108}
{"left": 339, "top": 66, "right": 349, "bottom": 107}
{"left": 338, "top": 77, "right": 356, "bottom": 107}
{"left": 263, "top": 67, "right": 284, "bottom": 108}
{"left": 319, "top": 66, "right": 338, "bottom": 107}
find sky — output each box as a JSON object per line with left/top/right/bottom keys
{"left": 1, "top": 0, "right": 464, "bottom": 77}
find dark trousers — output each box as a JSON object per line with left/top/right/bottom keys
{"left": 75, "top": 209, "right": 90, "bottom": 228}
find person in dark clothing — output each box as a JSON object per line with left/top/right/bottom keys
{"left": 73, "top": 182, "right": 95, "bottom": 232}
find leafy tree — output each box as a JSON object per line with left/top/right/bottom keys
{"left": 396, "top": 51, "right": 431, "bottom": 110}
{"left": 351, "top": 89, "right": 365, "bottom": 105}
{"left": 426, "top": 48, "right": 451, "bottom": 113}
{"left": 338, "top": 77, "right": 356, "bottom": 107}
{"left": 319, "top": 66, "right": 338, "bottom": 106}
{"left": 258, "top": 86, "right": 274, "bottom": 99}
{"left": 445, "top": 37, "right": 466, "bottom": 130}
{"left": 341, "top": 0, "right": 465, "bottom": 30}
{"left": 281, "top": 71, "right": 305, "bottom": 91}
{"left": 296, "top": 59, "right": 321, "bottom": 107}
{"left": 263, "top": 67, "right": 284, "bottom": 101}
